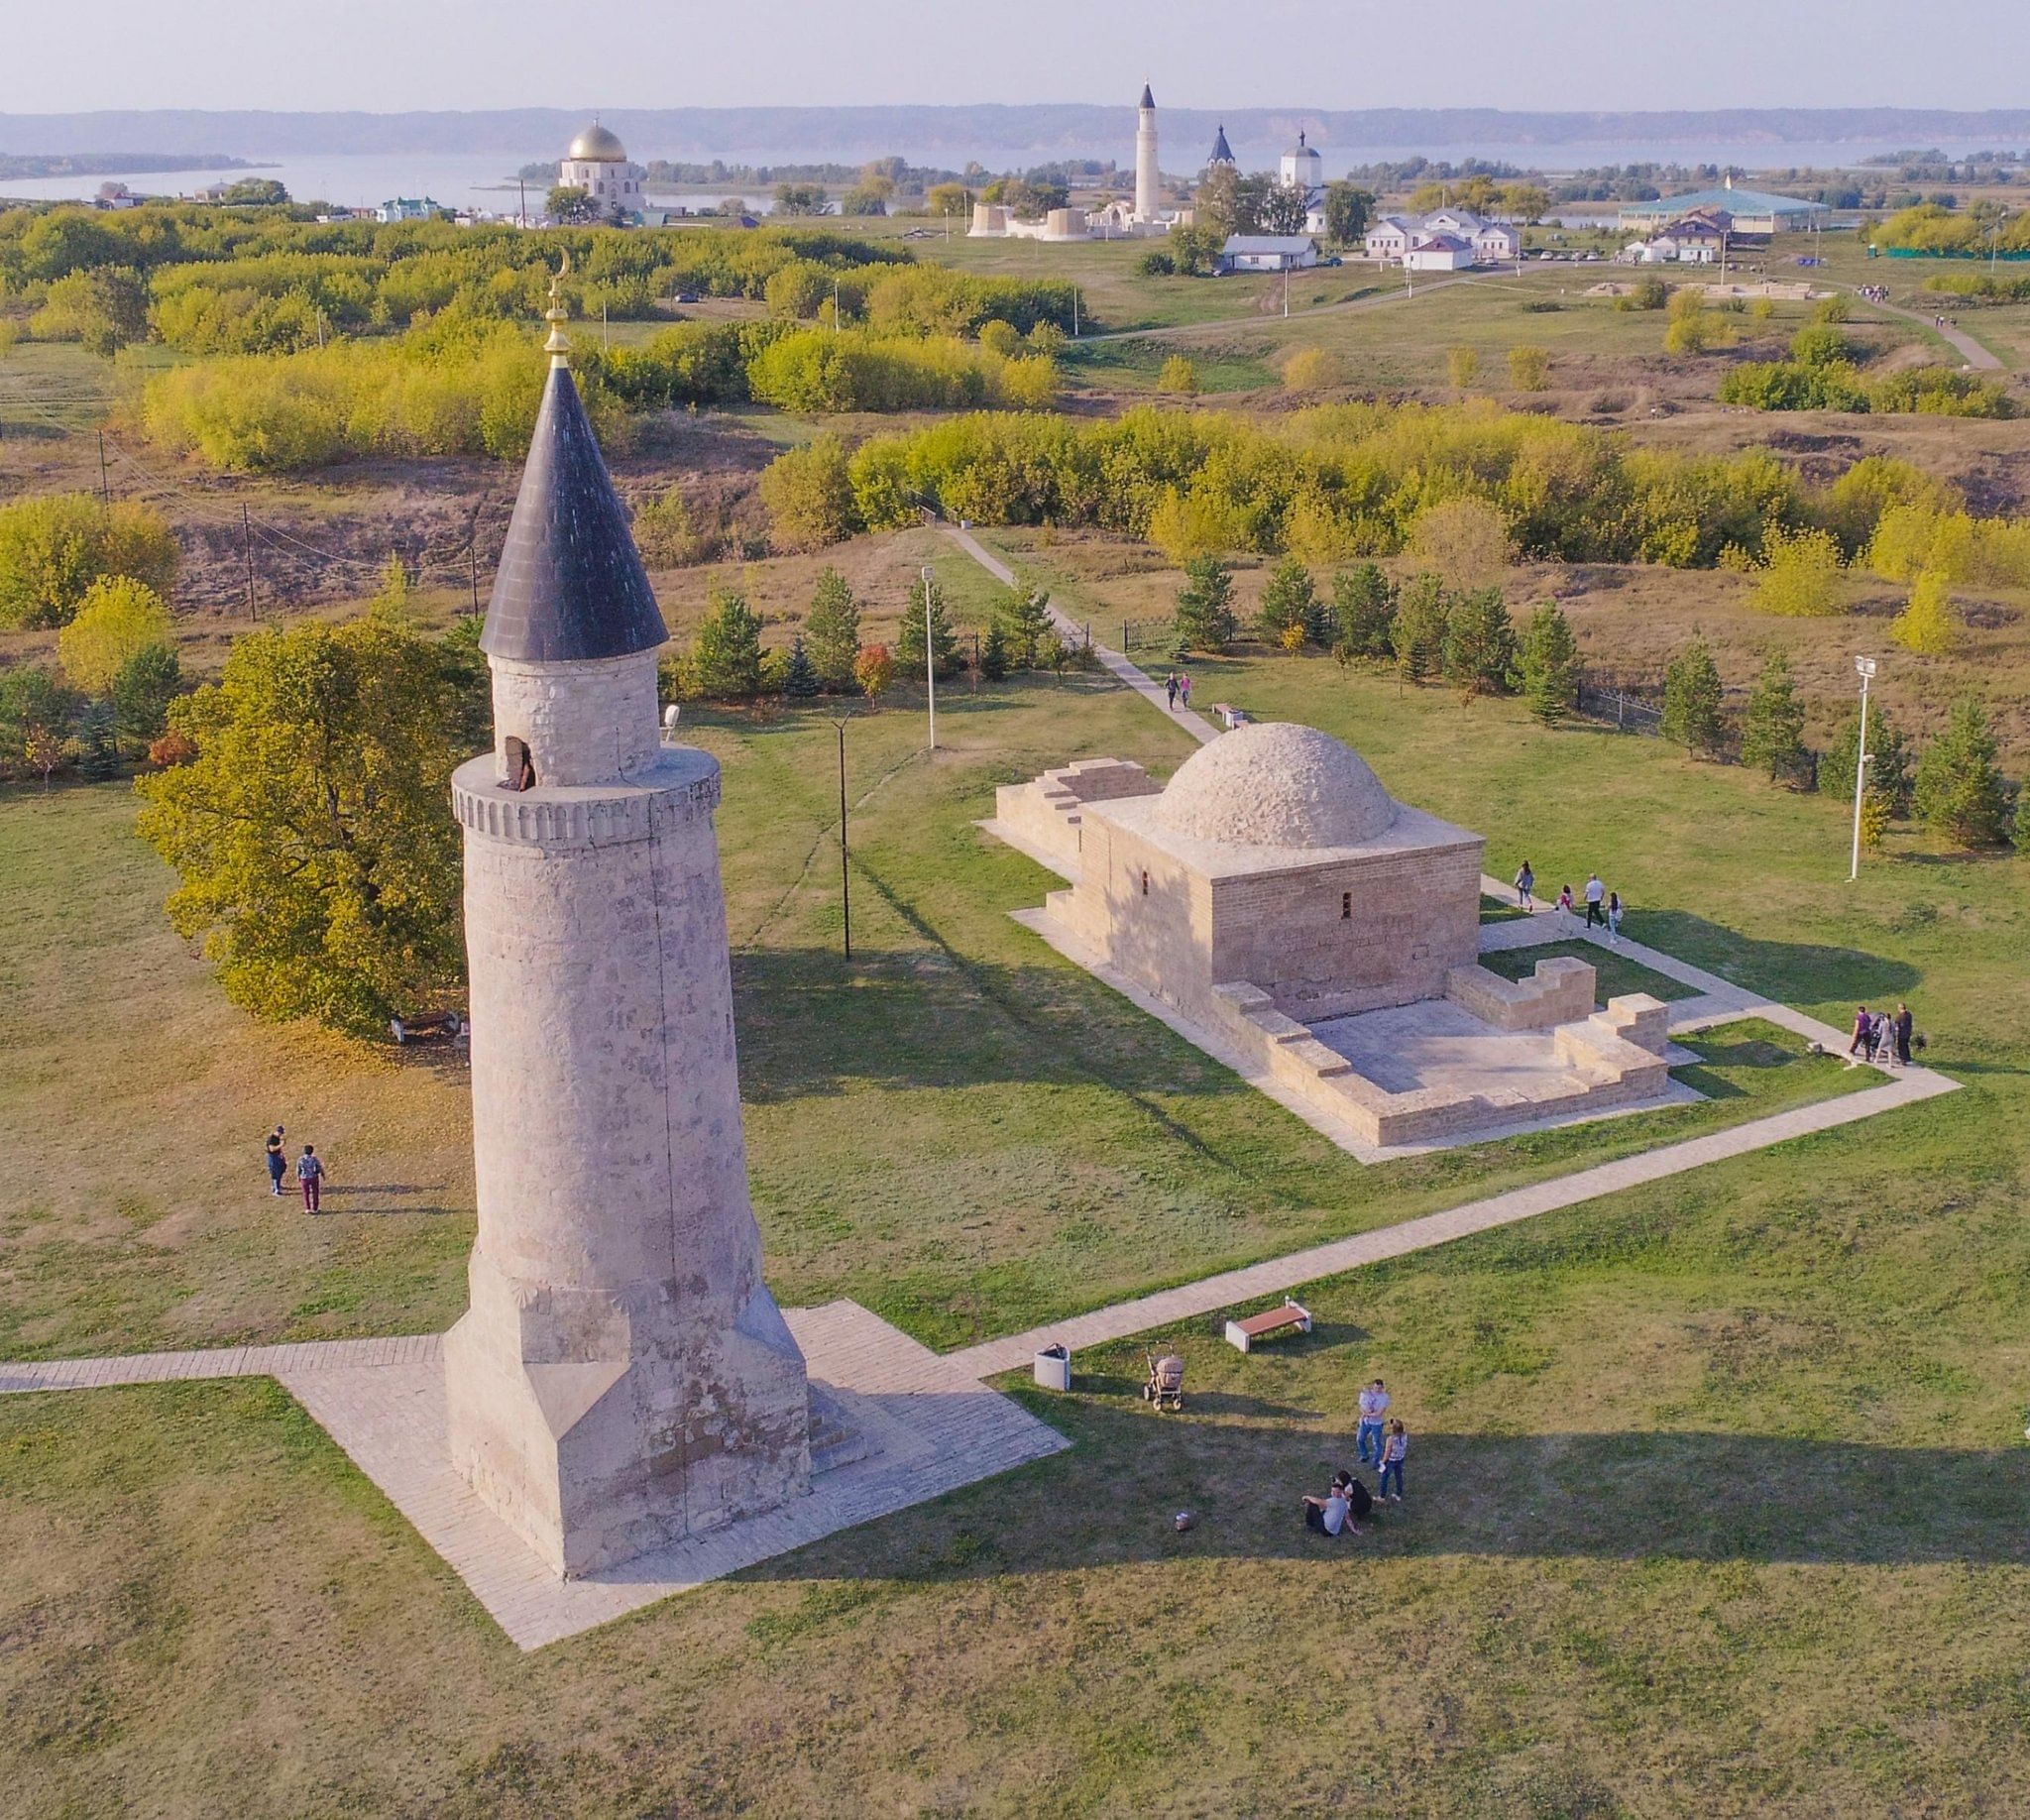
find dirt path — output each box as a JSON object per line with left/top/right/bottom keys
{"left": 1855, "top": 286, "right": 2004, "bottom": 371}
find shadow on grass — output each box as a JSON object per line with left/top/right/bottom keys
{"left": 1631, "top": 909, "right": 1920, "bottom": 1006}
{"left": 738, "top": 1398, "right": 2030, "bottom": 1581}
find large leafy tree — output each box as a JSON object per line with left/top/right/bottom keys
{"left": 135, "top": 611, "right": 481, "bottom": 1036}
{"left": 56, "top": 575, "right": 172, "bottom": 692}
{"left": 0, "top": 493, "right": 178, "bottom": 630}
{"left": 1322, "top": 182, "right": 1374, "bottom": 247}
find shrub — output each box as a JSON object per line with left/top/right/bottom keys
{"left": 1282, "top": 347, "right": 1342, "bottom": 393}
{"left": 760, "top": 432, "right": 855, "bottom": 551}
{"left": 1891, "top": 570, "right": 1957, "bottom": 654}
{"left": 1146, "top": 487, "right": 1235, "bottom": 564}
{"left": 1445, "top": 346, "right": 1479, "bottom": 390}
{"left": 632, "top": 488, "right": 710, "bottom": 567}
{"left": 1789, "top": 323, "right": 1854, "bottom": 368}
{"left": 148, "top": 729, "right": 198, "bottom": 768}
{"left": 1405, "top": 496, "right": 1513, "bottom": 590}
{"left": 1616, "top": 277, "right": 1669, "bottom": 311}
{"left": 56, "top": 575, "right": 174, "bottom": 691}
{"left": 1913, "top": 697, "right": 2011, "bottom": 846}
{"left": 0, "top": 494, "right": 178, "bottom": 630}
{"left": 1156, "top": 355, "right": 1199, "bottom": 396}
{"left": 978, "top": 319, "right": 1021, "bottom": 357}
{"left": 1753, "top": 526, "right": 1845, "bottom": 617}
{"left": 853, "top": 642, "right": 894, "bottom": 701}
{"left": 1507, "top": 346, "right": 1549, "bottom": 392}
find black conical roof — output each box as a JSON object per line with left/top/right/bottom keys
{"left": 480, "top": 360, "right": 666, "bottom": 664}
{"left": 1140, "top": 83, "right": 1155, "bottom": 109}
{"left": 1209, "top": 124, "right": 1234, "bottom": 164}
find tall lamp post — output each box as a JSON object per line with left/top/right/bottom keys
{"left": 921, "top": 564, "right": 938, "bottom": 752}
{"left": 831, "top": 715, "right": 852, "bottom": 960}
{"left": 1850, "top": 654, "right": 1875, "bottom": 882}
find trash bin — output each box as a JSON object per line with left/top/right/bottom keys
{"left": 1034, "top": 1343, "right": 1071, "bottom": 1392}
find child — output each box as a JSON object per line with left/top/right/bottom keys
{"left": 1379, "top": 1420, "right": 1408, "bottom": 1502}
{"left": 1514, "top": 860, "right": 1534, "bottom": 911}
{"left": 295, "top": 1144, "right": 326, "bottom": 1214}
{"left": 1606, "top": 890, "right": 1623, "bottom": 948}
{"left": 1554, "top": 883, "right": 1575, "bottom": 927}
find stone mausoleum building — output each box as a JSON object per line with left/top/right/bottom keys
{"left": 557, "top": 119, "right": 647, "bottom": 217}
{"left": 992, "top": 724, "right": 1684, "bottom": 1155}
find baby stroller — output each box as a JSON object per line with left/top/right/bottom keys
{"left": 1143, "top": 1351, "right": 1184, "bottom": 1414}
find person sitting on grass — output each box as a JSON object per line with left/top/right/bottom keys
{"left": 1301, "top": 1473, "right": 1368, "bottom": 1537}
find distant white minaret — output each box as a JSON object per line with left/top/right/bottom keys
{"left": 1135, "top": 82, "right": 1160, "bottom": 222}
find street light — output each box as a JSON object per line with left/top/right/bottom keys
{"left": 831, "top": 714, "right": 852, "bottom": 960}
{"left": 1850, "top": 654, "right": 1876, "bottom": 881}
{"left": 921, "top": 564, "right": 938, "bottom": 752}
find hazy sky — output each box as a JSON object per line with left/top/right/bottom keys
{"left": 4, "top": 0, "right": 2028, "bottom": 114}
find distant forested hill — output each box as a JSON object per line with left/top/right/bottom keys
{"left": 5, "top": 106, "right": 2030, "bottom": 163}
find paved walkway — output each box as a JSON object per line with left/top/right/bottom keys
{"left": 943, "top": 524, "right": 1220, "bottom": 743}
{"left": 1853, "top": 285, "right": 2002, "bottom": 371}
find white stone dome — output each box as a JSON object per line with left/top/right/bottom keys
{"left": 1154, "top": 722, "right": 1399, "bottom": 849}
{"left": 567, "top": 122, "right": 627, "bottom": 163}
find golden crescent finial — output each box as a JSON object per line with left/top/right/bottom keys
{"left": 544, "top": 252, "right": 572, "bottom": 366}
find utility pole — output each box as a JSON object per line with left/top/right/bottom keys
{"left": 834, "top": 717, "right": 852, "bottom": 960}
{"left": 242, "top": 503, "right": 256, "bottom": 621}
{"left": 922, "top": 564, "right": 937, "bottom": 752}
{"left": 1284, "top": 264, "right": 1290, "bottom": 318}
{"left": 602, "top": 302, "right": 609, "bottom": 351}
{"left": 97, "top": 431, "right": 110, "bottom": 508}
{"left": 468, "top": 543, "right": 481, "bottom": 618}
{"left": 833, "top": 276, "right": 840, "bottom": 332}
{"left": 1850, "top": 655, "right": 1875, "bottom": 881}
{"left": 1071, "top": 288, "right": 1079, "bottom": 337}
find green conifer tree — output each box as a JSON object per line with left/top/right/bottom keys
{"left": 1740, "top": 649, "right": 1808, "bottom": 781}
{"left": 897, "top": 572, "right": 960, "bottom": 679}
{"left": 1441, "top": 588, "right": 1516, "bottom": 698}
{"left": 1390, "top": 574, "right": 1448, "bottom": 685}
{"left": 804, "top": 567, "right": 861, "bottom": 690}
{"left": 687, "top": 588, "right": 765, "bottom": 700}
{"left": 1821, "top": 706, "right": 1913, "bottom": 815}
{"left": 1661, "top": 637, "right": 1727, "bottom": 758}
{"left": 1175, "top": 556, "right": 1239, "bottom": 654}
{"left": 994, "top": 586, "right": 1055, "bottom": 668}
{"left": 1331, "top": 563, "right": 1397, "bottom": 661}
{"left": 1518, "top": 601, "right": 1581, "bottom": 724}
{"left": 782, "top": 632, "right": 822, "bottom": 698}
{"left": 73, "top": 698, "right": 119, "bottom": 780}
{"left": 1256, "top": 556, "right": 1316, "bottom": 645}
{"left": 980, "top": 621, "right": 1010, "bottom": 681}
{"left": 1913, "top": 696, "right": 2012, "bottom": 846}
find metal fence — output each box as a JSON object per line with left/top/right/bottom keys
{"left": 1575, "top": 682, "right": 1663, "bottom": 735}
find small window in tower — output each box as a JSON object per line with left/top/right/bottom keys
{"left": 1341, "top": 891, "right": 1352, "bottom": 920}
{"left": 1141, "top": 869, "right": 1150, "bottom": 897}
{"left": 505, "top": 737, "right": 536, "bottom": 792}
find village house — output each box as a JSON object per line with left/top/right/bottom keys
{"left": 1366, "top": 209, "right": 1522, "bottom": 269}
{"left": 1220, "top": 233, "right": 1318, "bottom": 272}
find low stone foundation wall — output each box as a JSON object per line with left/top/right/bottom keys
{"left": 1446, "top": 958, "right": 1595, "bottom": 1029}
{"left": 992, "top": 758, "right": 1158, "bottom": 880}
{"left": 1210, "top": 978, "right": 1675, "bottom": 1150}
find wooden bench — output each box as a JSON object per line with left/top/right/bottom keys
{"left": 390, "top": 1010, "right": 464, "bottom": 1046}
{"left": 1224, "top": 1297, "right": 1312, "bottom": 1354}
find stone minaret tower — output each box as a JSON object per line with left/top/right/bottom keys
{"left": 1135, "top": 82, "right": 1160, "bottom": 222}
{"left": 443, "top": 277, "right": 811, "bottom": 1579}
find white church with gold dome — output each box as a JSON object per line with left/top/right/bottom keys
{"left": 557, "top": 120, "right": 647, "bottom": 217}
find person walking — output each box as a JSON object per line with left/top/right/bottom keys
{"left": 1179, "top": 671, "right": 1192, "bottom": 710}
{"left": 1584, "top": 872, "right": 1606, "bottom": 929}
{"left": 264, "top": 1127, "right": 287, "bottom": 1197}
{"left": 1894, "top": 1001, "right": 1914, "bottom": 1067}
{"left": 1868, "top": 1008, "right": 1891, "bottom": 1065}
{"left": 1165, "top": 672, "right": 1179, "bottom": 711}
{"left": 1378, "top": 1420, "right": 1409, "bottom": 1503}
{"left": 1554, "top": 883, "right": 1575, "bottom": 929}
{"left": 295, "top": 1144, "right": 326, "bottom": 1214}
{"left": 1356, "top": 1379, "right": 1391, "bottom": 1466}
{"left": 1848, "top": 1005, "right": 1871, "bottom": 1062}
{"left": 1514, "top": 860, "right": 1534, "bottom": 912}
{"left": 1606, "top": 890, "right": 1623, "bottom": 948}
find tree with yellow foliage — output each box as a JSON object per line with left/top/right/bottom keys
{"left": 1891, "top": 570, "right": 1957, "bottom": 654}
{"left": 56, "top": 576, "right": 173, "bottom": 693}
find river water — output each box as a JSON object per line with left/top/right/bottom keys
{"left": 0, "top": 136, "right": 2006, "bottom": 216}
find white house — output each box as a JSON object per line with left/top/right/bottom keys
{"left": 1368, "top": 208, "right": 1520, "bottom": 268}
{"left": 376, "top": 196, "right": 442, "bottom": 223}
{"left": 1221, "top": 233, "right": 1318, "bottom": 273}
{"left": 1403, "top": 232, "right": 1474, "bottom": 272}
